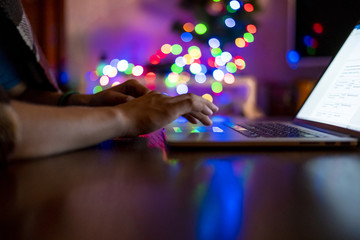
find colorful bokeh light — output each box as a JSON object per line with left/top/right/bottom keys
{"left": 171, "top": 44, "right": 183, "bottom": 55}
{"left": 244, "top": 3, "right": 254, "bottom": 12}
{"left": 211, "top": 81, "right": 223, "bottom": 93}
{"left": 195, "top": 23, "right": 208, "bottom": 35}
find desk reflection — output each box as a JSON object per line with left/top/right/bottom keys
{"left": 1, "top": 132, "right": 360, "bottom": 240}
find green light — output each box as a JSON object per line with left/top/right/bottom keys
{"left": 165, "top": 77, "right": 177, "bottom": 88}
{"left": 195, "top": 23, "right": 207, "bottom": 35}
{"left": 125, "top": 63, "right": 134, "bottom": 74}
{"left": 93, "top": 86, "right": 103, "bottom": 94}
{"left": 173, "top": 127, "right": 182, "bottom": 133}
{"left": 96, "top": 63, "right": 106, "bottom": 76}
{"left": 213, "top": 0, "right": 221, "bottom": 2}
{"left": 188, "top": 45, "right": 201, "bottom": 54}
{"left": 244, "top": 33, "right": 254, "bottom": 43}
{"left": 307, "top": 47, "right": 316, "bottom": 56}
{"left": 171, "top": 44, "right": 183, "bottom": 55}
{"left": 211, "top": 47, "right": 222, "bottom": 57}
{"left": 191, "top": 128, "right": 200, "bottom": 133}
{"left": 226, "top": 5, "right": 237, "bottom": 13}
{"left": 211, "top": 82, "right": 223, "bottom": 93}
{"left": 171, "top": 63, "right": 184, "bottom": 74}
{"left": 226, "top": 62, "right": 237, "bottom": 73}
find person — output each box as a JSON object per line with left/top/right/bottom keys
{"left": 0, "top": 0, "right": 218, "bottom": 161}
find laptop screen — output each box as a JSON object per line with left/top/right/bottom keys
{"left": 296, "top": 24, "right": 360, "bottom": 132}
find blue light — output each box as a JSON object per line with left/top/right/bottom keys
{"left": 208, "top": 38, "right": 221, "bottom": 48}
{"left": 287, "top": 50, "right": 300, "bottom": 64}
{"left": 225, "top": 18, "right": 236, "bottom": 28}
{"left": 176, "top": 83, "right": 189, "bottom": 95}
{"left": 181, "top": 32, "right": 193, "bottom": 42}
{"left": 303, "top": 35, "right": 313, "bottom": 47}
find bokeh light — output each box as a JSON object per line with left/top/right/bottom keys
{"left": 226, "top": 62, "right": 237, "bottom": 73}
{"left": 189, "top": 63, "right": 202, "bottom": 74}
{"left": 183, "top": 54, "right": 195, "bottom": 65}
{"left": 93, "top": 86, "right": 103, "bottom": 94}
{"left": 132, "top": 65, "right": 144, "bottom": 76}
{"left": 246, "top": 24, "right": 257, "bottom": 34}
{"left": 183, "top": 22, "right": 195, "bottom": 32}
{"left": 181, "top": 32, "right": 193, "bottom": 42}
{"left": 124, "top": 63, "right": 134, "bottom": 75}
{"left": 171, "top": 63, "right": 184, "bottom": 74}
{"left": 221, "top": 51, "right": 232, "bottom": 63}
{"left": 244, "top": 3, "right": 254, "bottom": 12}
{"left": 188, "top": 46, "right": 202, "bottom": 59}
{"left": 211, "top": 82, "right": 223, "bottom": 93}
{"left": 117, "top": 60, "right": 129, "bottom": 72}
{"left": 195, "top": 73, "right": 207, "bottom": 83}
{"left": 211, "top": 47, "right": 222, "bottom": 57}
{"left": 207, "top": 2, "right": 223, "bottom": 15}
{"left": 99, "top": 75, "right": 109, "bottom": 86}
{"left": 110, "top": 59, "right": 119, "bottom": 67}
{"left": 150, "top": 54, "right": 161, "bottom": 65}
{"left": 112, "top": 81, "right": 120, "bottom": 87}
{"left": 145, "top": 72, "right": 157, "bottom": 82}
{"left": 235, "top": 37, "right": 247, "bottom": 48}
{"left": 175, "top": 56, "right": 186, "bottom": 67}
{"left": 313, "top": 22, "right": 324, "bottom": 34}
{"left": 208, "top": 38, "right": 221, "bottom": 48}
{"left": 195, "top": 23, "right": 208, "bottom": 35}
{"left": 161, "top": 44, "right": 172, "bottom": 54}
{"left": 171, "top": 44, "right": 183, "bottom": 55}
{"left": 243, "top": 32, "right": 254, "bottom": 43}
{"left": 287, "top": 50, "right": 300, "bottom": 64}
{"left": 202, "top": 93, "right": 213, "bottom": 102}
{"left": 225, "top": 18, "right": 236, "bottom": 28}
{"left": 213, "top": 69, "right": 225, "bottom": 81}
{"left": 176, "top": 83, "right": 189, "bottom": 95}
{"left": 229, "top": 0, "right": 241, "bottom": 10}
{"left": 224, "top": 73, "right": 235, "bottom": 84}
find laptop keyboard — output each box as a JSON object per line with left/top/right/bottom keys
{"left": 228, "top": 122, "right": 320, "bottom": 138}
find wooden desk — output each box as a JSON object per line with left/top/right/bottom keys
{"left": 1, "top": 131, "right": 360, "bottom": 240}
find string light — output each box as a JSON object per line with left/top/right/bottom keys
{"left": 99, "top": 75, "right": 109, "bottom": 86}
{"left": 229, "top": 0, "right": 241, "bottom": 10}
{"left": 194, "top": 23, "right": 207, "bottom": 35}
{"left": 244, "top": 3, "right": 254, "bottom": 12}
{"left": 171, "top": 44, "right": 183, "bottom": 55}
{"left": 211, "top": 82, "right": 223, "bottom": 93}
{"left": 181, "top": 32, "right": 193, "bottom": 42}
{"left": 117, "top": 60, "right": 129, "bottom": 72}
{"left": 132, "top": 65, "right": 144, "bottom": 76}
{"left": 202, "top": 93, "right": 213, "bottom": 102}
{"left": 176, "top": 83, "right": 189, "bottom": 94}
{"left": 225, "top": 18, "right": 236, "bottom": 28}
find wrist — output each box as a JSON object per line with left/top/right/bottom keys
{"left": 66, "top": 93, "right": 91, "bottom": 106}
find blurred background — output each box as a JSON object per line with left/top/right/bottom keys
{"left": 22, "top": 0, "right": 360, "bottom": 117}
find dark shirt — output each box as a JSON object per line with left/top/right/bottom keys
{"left": 0, "top": 0, "right": 58, "bottom": 92}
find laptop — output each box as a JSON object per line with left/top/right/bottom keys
{"left": 164, "top": 22, "right": 360, "bottom": 147}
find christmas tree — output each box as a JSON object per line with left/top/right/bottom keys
{"left": 86, "top": 0, "right": 260, "bottom": 101}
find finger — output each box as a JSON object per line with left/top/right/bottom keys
{"left": 171, "top": 93, "right": 218, "bottom": 117}
{"left": 188, "top": 112, "right": 213, "bottom": 126}
{"left": 182, "top": 114, "right": 199, "bottom": 124}
{"left": 201, "top": 105, "right": 213, "bottom": 116}
{"left": 108, "top": 79, "right": 150, "bottom": 98}
{"left": 123, "top": 79, "right": 150, "bottom": 97}
{"left": 102, "top": 92, "right": 134, "bottom": 105}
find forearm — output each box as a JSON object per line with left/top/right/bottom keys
{"left": 18, "top": 88, "right": 91, "bottom": 106}
{"left": 9, "top": 101, "right": 124, "bottom": 160}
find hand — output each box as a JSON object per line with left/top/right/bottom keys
{"left": 116, "top": 91, "right": 219, "bottom": 137}
{"left": 70, "top": 79, "right": 150, "bottom": 106}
